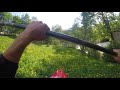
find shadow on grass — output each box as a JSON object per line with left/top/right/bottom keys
{"left": 52, "top": 45, "right": 79, "bottom": 55}
{"left": 34, "top": 59, "right": 65, "bottom": 78}
{"left": 34, "top": 46, "right": 82, "bottom": 78}
{"left": 0, "top": 34, "right": 17, "bottom": 39}
{"left": 35, "top": 56, "right": 82, "bottom": 78}
{"left": 15, "top": 73, "right": 27, "bottom": 78}
{"left": 7, "top": 35, "right": 17, "bottom": 39}
{"left": 14, "top": 45, "right": 79, "bottom": 78}
{"left": 35, "top": 46, "right": 120, "bottom": 78}
{"left": 14, "top": 45, "right": 120, "bottom": 78}
{"left": 52, "top": 45, "right": 101, "bottom": 60}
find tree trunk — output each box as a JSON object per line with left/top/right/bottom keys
{"left": 101, "top": 12, "right": 114, "bottom": 40}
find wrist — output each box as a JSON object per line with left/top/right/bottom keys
{"left": 3, "top": 33, "right": 32, "bottom": 63}
{"left": 18, "top": 32, "right": 33, "bottom": 45}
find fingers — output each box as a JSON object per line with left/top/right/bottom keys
{"left": 44, "top": 23, "right": 50, "bottom": 31}
{"left": 113, "top": 49, "right": 120, "bottom": 52}
{"left": 31, "top": 21, "right": 43, "bottom": 25}
{"left": 39, "top": 21, "right": 43, "bottom": 24}
{"left": 114, "top": 58, "right": 120, "bottom": 63}
{"left": 113, "top": 49, "right": 120, "bottom": 63}
{"left": 32, "top": 21, "right": 49, "bottom": 30}
{"left": 31, "top": 21, "right": 50, "bottom": 31}
{"left": 113, "top": 49, "right": 119, "bottom": 57}
{"left": 113, "top": 49, "right": 120, "bottom": 55}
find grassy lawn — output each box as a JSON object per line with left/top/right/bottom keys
{"left": 1, "top": 36, "right": 120, "bottom": 78}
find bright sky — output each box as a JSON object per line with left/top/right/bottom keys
{"left": 11, "top": 12, "right": 80, "bottom": 30}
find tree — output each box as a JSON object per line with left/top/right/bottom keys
{"left": 10, "top": 15, "right": 23, "bottom": 34}
{"left": 0, "top": 12, "right": 13, "bottom": 22}
{"left": 0, "top": 12, "right": 13, "bottom": 34}
{"left": 31, "top": 16, "right": 38, "bottom": 21}
{"left": 48, "top": 25, "right": 63, "bottom": 45}
{"left": 21, "top": 13, "right": 31, "bottom": 24}
{"left": 96, "top": 12, "right": 116, "bottom": 40}
{"left": 0, "top": 13, "right": 4, "bottom": 22}
{"left": 0, "top": 12, "right": 32, "bottom": 35}
{"left": 52, "top": 24, "right": 63, "bottom": 33}
{"left": 80, "top": 12, "right": 96, "bottom": 53}
{"left": 81, "top": 12, "right": 95, "bottom": 40}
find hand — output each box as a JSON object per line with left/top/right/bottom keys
{"left": 113, "top": 49, "right": 120, "bottom": 63}
{"left": 21, "top": 21, "right": 50, "bottom": 41}
{"left": 3, "top": 21, "right": 50, "bottom": 63}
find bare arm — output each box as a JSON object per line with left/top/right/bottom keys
{"left": 113, "top": 49, "right": 120, "bottom": 63}
{"left": 3, "top": 21, "right": 50, "bottom": 63}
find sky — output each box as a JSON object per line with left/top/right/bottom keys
{"left": 11, "top": 12, "right": 80, "bottom": 30}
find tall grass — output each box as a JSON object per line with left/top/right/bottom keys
{"left": 0, "top": 36, "right": 120, "bottom": 78}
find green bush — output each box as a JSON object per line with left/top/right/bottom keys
{"left": 88, "top": 49, "right": 101, "bottom": 59}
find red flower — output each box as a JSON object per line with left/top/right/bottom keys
{"left": 50, "top": 70, "right": 67, "bottom": 78}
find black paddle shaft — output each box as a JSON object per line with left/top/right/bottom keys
{"left": 0, "top": 22, "right": 118, "bottom": 56}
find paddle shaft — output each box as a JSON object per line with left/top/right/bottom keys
{"left": 0, "top": 22, "right": 117, "bottom": 56}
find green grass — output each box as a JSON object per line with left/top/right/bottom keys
{"left": 1, "top": 36, "right": 120, "bottom": 78}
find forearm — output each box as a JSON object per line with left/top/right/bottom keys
{"left": 3, "top": 33, "right": 32, "bottom": 63}
{"left": 0, "top": 21, "right": 49, "bottom": 78}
